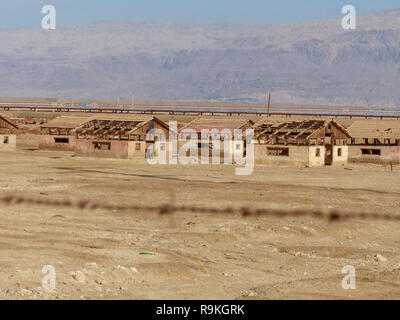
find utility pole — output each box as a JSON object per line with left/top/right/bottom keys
{"left": 267, "top": 93, "right": 272, "bottom": 117}
{"left": 132, "top": 93, "right": 135, "bottom": 108}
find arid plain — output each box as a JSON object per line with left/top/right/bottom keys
{"left": 0, "top": 143, "right": 400, "bottom": 299}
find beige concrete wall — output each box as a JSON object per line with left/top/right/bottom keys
{"left": 144, "top": 141, "right": 172, "bottom": 163}
{"left": 332, "top": 146, "right": 348, "bottom": 165}
{"left": 176, "top": 139, "right": 243, "bottom": 164}
{"left": 255, "top": 144, "right": 349, "bottom": 167}
{"left": 309, "top": 146, "right": 325, "bottom": 167}
{"left": 232, "top": 140, "right": 245, "bottom": 162}
{"left": 127, "top": 141, "right": 147, "bottom": 159}
{"left": 207, "top": 139, "right": 243, "bottom": 164}
{"left": 255, "top": 143, "right": 310, "bottom": 166}
{"left": 348, "top": 145, "right": 400, "bottom": 164}
{"left": 0, "top": 134, "right": 16, "bottom": 151}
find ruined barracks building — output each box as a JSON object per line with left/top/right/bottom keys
{"left": 39, "top": 116, "right": 88, "bottom": 151}
{"left": 38, "top": 114, "right": 400, "bottom": 167}
{"left": 347, "top": 120, "right": 400, "bottom": 164}
{"left": 252, "top": 118, "right": 352, "bottom": 167}
{"left": 178, "top": 117, "right": 254, "bottom": 163}
{"left": 40, "top": 115, "right": 170, "bottom": 160}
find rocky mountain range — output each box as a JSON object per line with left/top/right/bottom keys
{"left": 0, "top": 9, "right": 400, "bottom": 107}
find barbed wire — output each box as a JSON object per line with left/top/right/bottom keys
{"left": 1, "top": 194, "right": 399, "bottom": 222}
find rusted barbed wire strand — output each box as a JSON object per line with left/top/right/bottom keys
{"left": 0, "top": 194, "right": 399, "bottom": 222}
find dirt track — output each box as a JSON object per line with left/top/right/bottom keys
{"left": 0, "top": 149, "right": 400, "bottom": 299}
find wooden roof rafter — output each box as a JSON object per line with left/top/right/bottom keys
{"left": 126, "top": 121, "right": 150, "bottom": 135}
{"left": 283, "top": 121, "right": 312, "bottom": 137}
{"left": 73, "top": 116, "right": 170, "bottom": 140}
{"left": 268, "top": 123, "right": 291, "bottom": 136}
{"left": 256, "top": 123, "right": 275, "bottom": 134}
{"left": 293, "top": 121, "right": 326, "bottom": 139}
{"left": 0, "top": 115, "right": 18, "bottom": 130}
{"left": 254, "top": 119, "right": 350, "bottom": 145}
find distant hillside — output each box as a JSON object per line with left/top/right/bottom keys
{"left": 0, "top": 9, "right": 399, "bottom": 107}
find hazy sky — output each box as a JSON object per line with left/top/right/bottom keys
{"left": 1, "top": 0, "right": 399, "bottom": 29}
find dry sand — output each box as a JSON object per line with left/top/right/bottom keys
{"left": 0, "top": 149, "right": 400, "bottom": 299}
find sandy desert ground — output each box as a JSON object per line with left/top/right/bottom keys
{"left": 0, "top": 147, "right": 400, "bottom": 300}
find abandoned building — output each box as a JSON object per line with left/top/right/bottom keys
{"left": 347, "top": 120, "right": 400, "bottom": 164}
{"left": 178, "top": 117, "right": 254, "bottom": 163}
{"left": 39, "top": 115, "right": 170, "bottom": 159}
{"left": 39, "top": 116, "right": 90, "bottom": 151}
{"left": 0, "top": 115, "right": 18, "bottom": 151}
{"left": 252, "top": 118, "right": 352, "bottom": 167}
{"left": 36, "top": 113, "right": 400, "bottom": 166}
{"left": 73, "top": 115, "right": 170, "bottom": 159}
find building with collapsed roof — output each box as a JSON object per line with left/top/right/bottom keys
{"left": 178, "top": 117, "right": 254, "bottom": 163}
{"left": 347, "top": 120, "right": 400, "bottom": 164}
{"left": 253, "top": 118, "right": 351, "bottom": 167}
{"left": 0, "top": 115, "right": 18, "bottom": 151}
{"left": 74, "top": 115, "right": 170, "bottom": 159}
{"left": 39, "top": 115, "right": 170, "bottom": 160}
{"left": 37, "top": 114, "right": 400, "bottom": 166}
{"left": 39, "top": 116, "right": 89, "bottom": 151}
